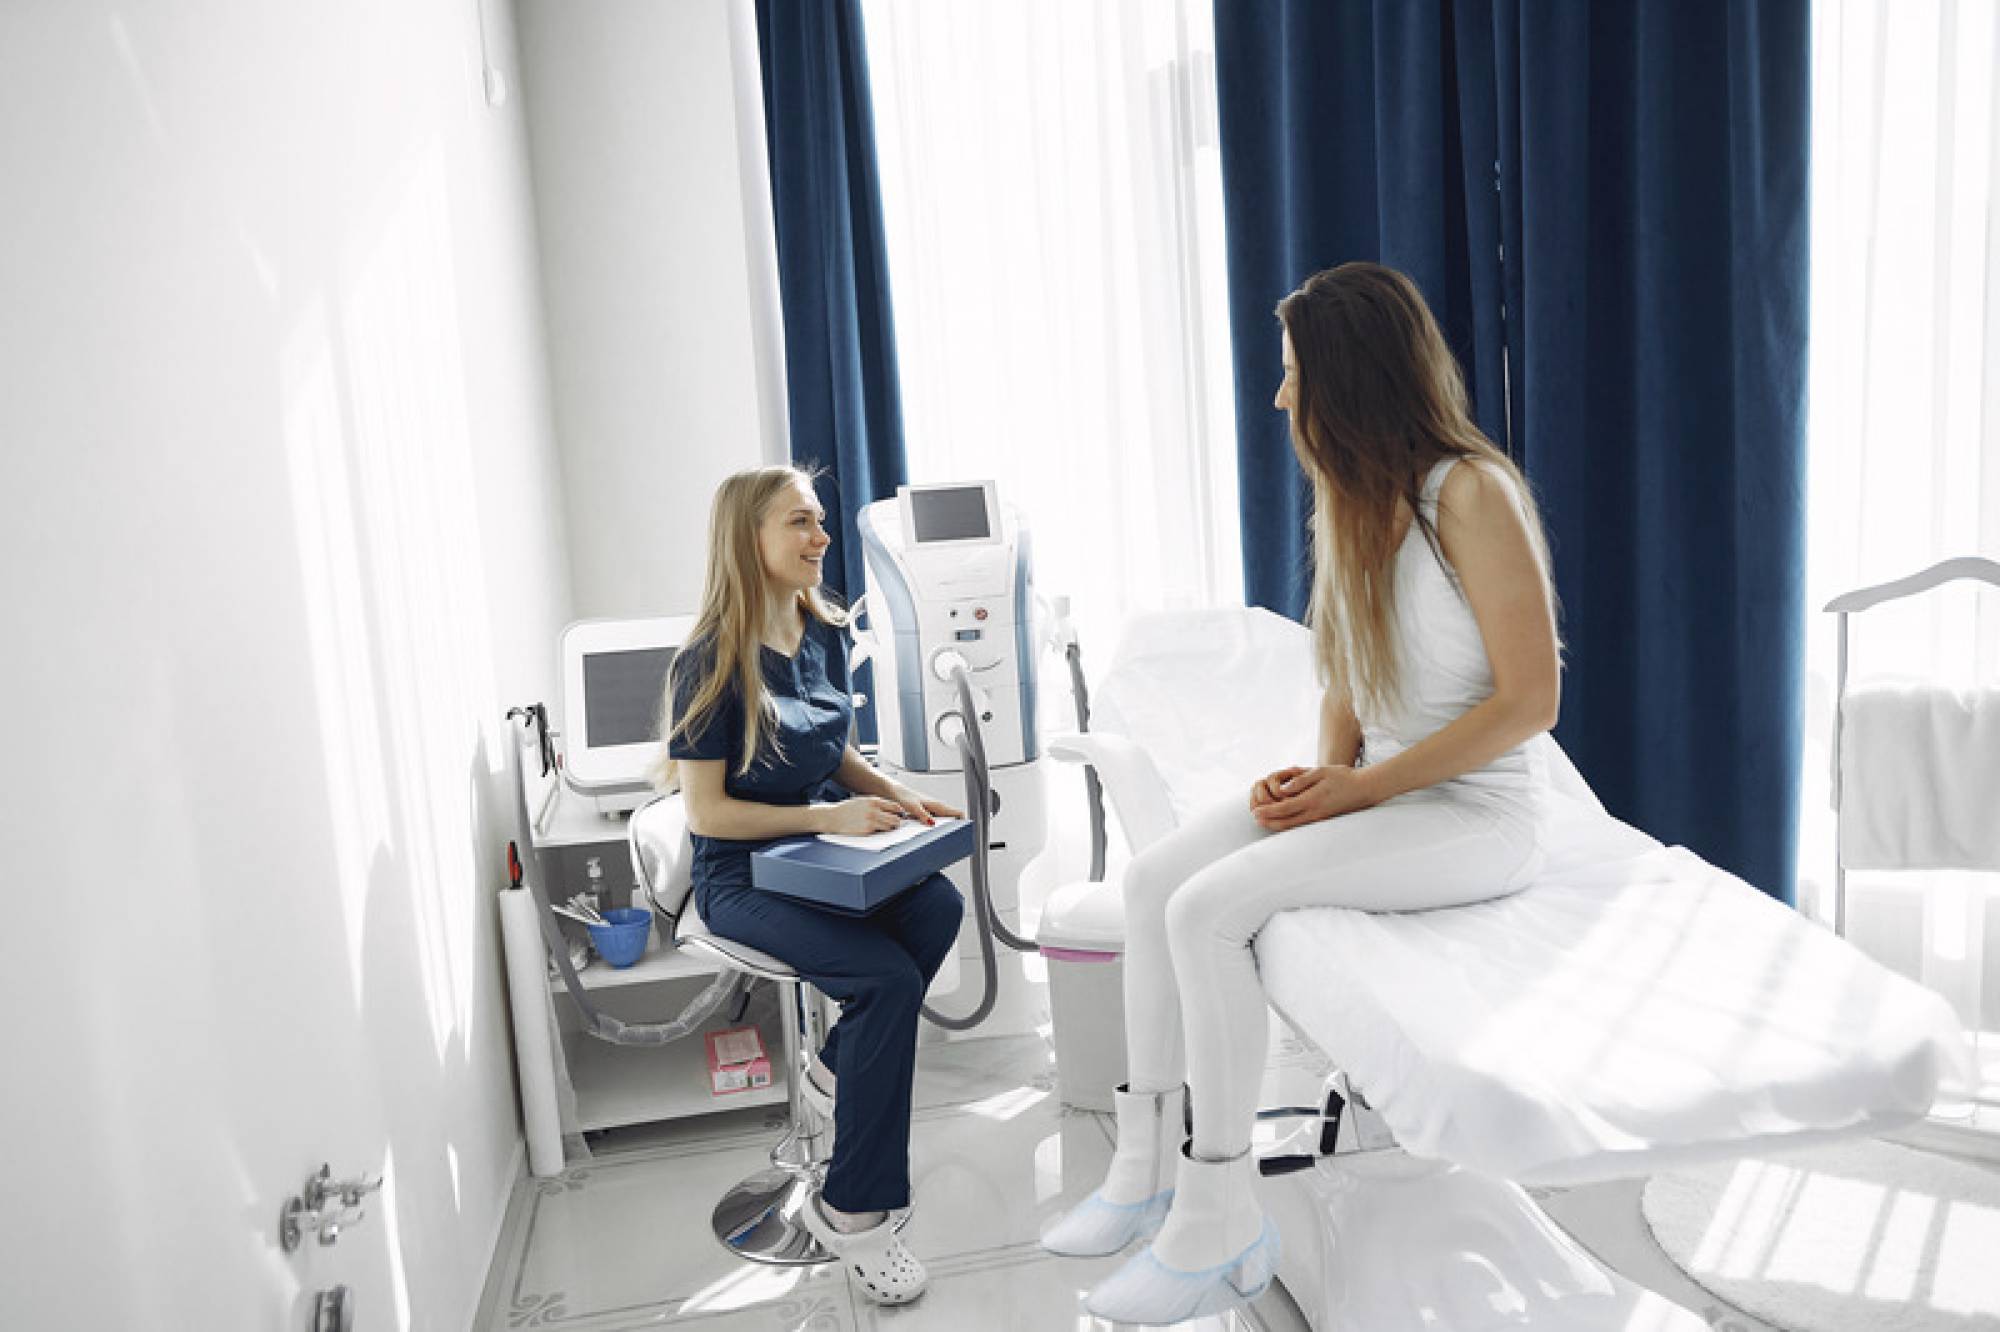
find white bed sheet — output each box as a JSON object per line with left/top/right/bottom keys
{"left": 1255, "top": 789, "right": 1968, "bottom": 1186}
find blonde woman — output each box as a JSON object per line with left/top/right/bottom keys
{"left": 664, "top": 466, "right": 962, "bottom": 1306}
{"left": 1043, "top": 263, "right": 1561, "bottom": 1325}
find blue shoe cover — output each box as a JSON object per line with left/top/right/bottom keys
{"left": 1039, "top": 1187, "right": 1172, "bottom": 1257}
{"left": 1082, "top": 1218, "right": 1280, "bottom": 1325}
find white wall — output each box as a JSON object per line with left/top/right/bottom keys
{"left": 516, "top": 0, "right": 783, "bottom": 625}
{"left": 0, "top": 1, "right": 569, "bottom": 1327}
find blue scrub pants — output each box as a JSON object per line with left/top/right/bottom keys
{"left": 694, "top": 873, "right": 964, "bottom": 1212}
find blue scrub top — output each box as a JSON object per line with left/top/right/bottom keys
{"left": 668, "top": 613, "right": 853, "bottom": 893}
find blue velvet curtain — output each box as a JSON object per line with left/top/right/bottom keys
{"left": 1215, "top": 2, "right": 1506, "bottom": 619}
{"left": 1214, "top": 0, "right": 1810, "bottom": 900}
{"left": 756, "top": 0, "right": 907, "bottom": 609}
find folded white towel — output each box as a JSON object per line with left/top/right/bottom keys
{"left": 1839, "top": 682, "right": 2000, "bottom": 871}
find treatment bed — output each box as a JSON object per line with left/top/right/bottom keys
{"left": 1053, "top": 607, "right": 1967, "bottom": 1330}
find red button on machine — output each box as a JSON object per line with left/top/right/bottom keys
{"left": 974, "top": 607, "right": 989, "bottom": 621}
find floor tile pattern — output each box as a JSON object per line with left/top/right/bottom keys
{"left": 477, "top": 998, "right": 1756, "bottom": 1330}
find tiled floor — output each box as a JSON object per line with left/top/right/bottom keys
{"left": 474, "top": 1014, "right": 1766, "bottom": 1331}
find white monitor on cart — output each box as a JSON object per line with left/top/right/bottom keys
{"left": 559, "top": 615, "right": 695, "bottom": 806}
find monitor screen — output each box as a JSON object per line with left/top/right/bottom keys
{"left": 583, "top": 647, "right": 677, "bottom": 748}
{"left": 909, "top": 486, "right": 992, "bottom": 542}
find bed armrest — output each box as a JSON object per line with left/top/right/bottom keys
{"left": 1047, "top": 731, "right": 1179, "bottom": 851}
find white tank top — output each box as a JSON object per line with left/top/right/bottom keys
{"left": 1356, "top": 457, "right": 1548, "bottom": 809}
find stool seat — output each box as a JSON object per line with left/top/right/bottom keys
{"left": 678, "top": 932, "right": 795, "bottom": 981}
{"left": 675, "top": 895, "right": 797, "bottom": 982}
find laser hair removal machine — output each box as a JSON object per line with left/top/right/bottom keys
{"left": 853, "top": 482, "right": 1053, "bottom": 1030}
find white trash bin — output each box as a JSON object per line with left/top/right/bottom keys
{"left": 1038, "top": 878, "right": 1129, "bottom": 1112}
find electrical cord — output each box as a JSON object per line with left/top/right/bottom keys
{"left": 955, "top": 666, "right": 1038, "bottom": 954}
{"left": 919, "top": 666, "right": 1037, "bottom": 1029}
{"left": 1065, "top": 641, "right": 1109, "bottom": 882}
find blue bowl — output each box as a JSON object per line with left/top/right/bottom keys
{"left": 588, "top": 907, "right": 653, "bottom": 968}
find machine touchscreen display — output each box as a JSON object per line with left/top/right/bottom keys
{"left": 910, "top": 486, "right": 992, "bottom": 542}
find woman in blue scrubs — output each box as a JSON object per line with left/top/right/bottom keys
{"left": 664, "top": 465, "right": 963, "bottom": 1306}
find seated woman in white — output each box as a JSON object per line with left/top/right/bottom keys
{"left": 1042, "top": 261, "right": 1562, "bottom": 1326}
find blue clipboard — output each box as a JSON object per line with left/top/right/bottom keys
{"left": 751, "top": 818, "right": 977, "bottom": 915}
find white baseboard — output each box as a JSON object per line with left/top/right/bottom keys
{"left": 467, "top": 1138, "right": 532, "bottom": 1330}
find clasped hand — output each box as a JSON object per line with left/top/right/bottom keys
{"left": 1249, "top": 765, "right": 1375, "bottom": 831}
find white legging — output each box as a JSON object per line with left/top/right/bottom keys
{"left": 1123, "top": 786, "right": 1543, "bottom": 1159}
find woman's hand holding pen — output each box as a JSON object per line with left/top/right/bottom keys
{"left": 887, "top": 782, "right": 962, "bottom": 826}
{"left": 827, "top": 748, "right": 962, "bottom": 830}
{"left": 818, "top": 796, "right": 909, "bottom": 836}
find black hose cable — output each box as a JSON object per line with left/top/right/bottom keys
{"left": 918, "top": 666, "right": 1037, "bottom": 1028}
{"left": 952, "top": 666, "right": 1036, "bottom": 954}
{"left": 976, "top": 762, "right": 1039, "bottom": 953}
{"left": 918, "top": 724, "right": 1001, "bottom": 1030}
{"left": 1065, "top": 642, "right": 1108, "bottom": 883}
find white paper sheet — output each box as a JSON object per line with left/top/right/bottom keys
{"left": 817, "top": 817, "right": 962, "bottom": 853}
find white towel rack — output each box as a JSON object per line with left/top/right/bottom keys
{"left": 1825, "top": 556, "right": 2000, "bottom": 936}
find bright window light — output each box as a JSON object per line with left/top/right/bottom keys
{"left": 1804, "top": 0, "right": 1999, "bottom": 1116}
{"left": 864, "top": 0, "right": 1243, "bottom": 651}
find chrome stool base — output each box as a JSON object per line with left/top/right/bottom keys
{"left": 711, "top": 1168, "right": 915, "bottom": 1266}
{"left": 712, "top": 1167, "right": 828, "bottom": 1265}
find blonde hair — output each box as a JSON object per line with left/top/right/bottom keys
{"left": 1276, "top": 263, "right": 1555, "bottom": 720}
{"left": 654, "top": 466, "right": 846, "bottom": 787}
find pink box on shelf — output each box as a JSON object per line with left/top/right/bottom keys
{"left": 705, "top": 1025, "right": 772, "bottom": 1096}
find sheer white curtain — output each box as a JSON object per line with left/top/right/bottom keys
{"left": 1804, "top": 0, "right": 2000, "bottom": 1116}
{"left": 862, "top": 0, "right": 1241, "bottom": 652}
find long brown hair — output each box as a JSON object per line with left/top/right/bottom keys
{"left": 1276, "top": 263, "right": 1553, "bottom": 719}
{"left": 654, "top": 466, "right": 846, "bottom": 787}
